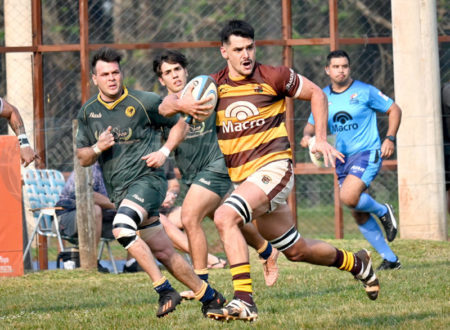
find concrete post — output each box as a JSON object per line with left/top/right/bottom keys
{"left": 392, "top": 0, "right": 447, "bottom": 240}
{"left": 4, "top": 0, "right": 34, "bottom": 150}
{"left": 4, "top": 1, "right": 35, "bottom": 240}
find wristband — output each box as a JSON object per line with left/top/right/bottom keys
{"left": 18, "top": 134, "right": 30, "bottom": 148}
{"left": 92, "top": 144, "right": 102, "bottom": 155}
{"left": 159, "top": 146, "right": 170, "bottom": 157}
{"left": 385, "top": 135, "right": 396, "bottom": 144}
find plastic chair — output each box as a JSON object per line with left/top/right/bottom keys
{"left": 22, "top": 169, "right": 118, "bottom": 273}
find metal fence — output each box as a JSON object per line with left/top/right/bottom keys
{"left": 0, "top": 0, "right": 448, "bottom": 238}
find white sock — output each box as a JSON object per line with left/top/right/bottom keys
{"left": 125, "top": 258, "right": 136, "bottom": 267}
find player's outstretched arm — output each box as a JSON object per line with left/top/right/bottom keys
{"left": 1, "top": 99, "right": 39, "bottom": 167}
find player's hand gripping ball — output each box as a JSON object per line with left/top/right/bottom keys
{"left": 308, "top": 135, "right": 336, "bottom": 168}
{"left": 180, "top": 75, "right": 218, "bottom": 123}
{"left": 308, "top": 136, "right": 325, "bottom": 168}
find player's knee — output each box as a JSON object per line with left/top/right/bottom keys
{"left": 340, "top": 193, "right": 358, "bottom": 208}
{"left": 216, "top": 193, "right": 252, "bottom": 229}
{"left": 283, "top": 241, "right": 308, "bottom": 262}
{"left": 351, "top": 210, "right": 369, "bottom": 225}
{"left": 214, "top": 204, "right": 241, "bottom": 232}
{"left": 269, "top": 225, "right": 302, "bottom": 260}
{"left": 112, "top": 205, "right": 144, "bottom": 249}
{"left": 180, "top": 211, "right": 200, "bottom": 230}
{"left": 152, "top": 247, "right": 172, "bottom": 264}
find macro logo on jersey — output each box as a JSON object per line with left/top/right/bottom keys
{"left": 222, "top": 101, "right": 263, "bottom": 133}
{"left": 213, "top": 63, "right": 296, "bottom": 182}
{"left": 331, "top": 111, "right": 359, "bottom": 133}
{"left": 225, "top": 101, "right": 259, "bottom": 121}
{"left": 125, "top": 106, "right": 136, "bottom": 117}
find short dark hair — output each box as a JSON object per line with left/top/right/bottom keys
{"left": 326, "top": 50, "right": 350, "bottom": 66}
{"left": 220, "top": 20, "right": 254, "bottom": 44}
{"left": 91, "top": 47, "right": 122, "bottom": 74}
{"left": 153, "top": 50, "right": 188, "bottom": 77}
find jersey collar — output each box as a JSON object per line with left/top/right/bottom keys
{"left": 97, "top": 86, "right": 128, "bottom": 110}
{"left": 329, "top": 79, "right": 355, "bottom": 95}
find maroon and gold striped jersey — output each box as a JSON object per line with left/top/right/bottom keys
{"left": 211, "top": 63, "right": 303, "bottom": 182}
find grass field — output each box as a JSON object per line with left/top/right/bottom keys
{"left": 2, "top": 238, "right": 449, "bottom": 329}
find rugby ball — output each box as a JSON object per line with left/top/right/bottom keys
{"left": 180, "top": 75, "right": 217, "bottom": 123}
{"left": 308, "top": 135, "right": 336, "bottom": 168}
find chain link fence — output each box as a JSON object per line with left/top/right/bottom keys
{"left": 0, "top": 0, "right": 448, "bottom": 238}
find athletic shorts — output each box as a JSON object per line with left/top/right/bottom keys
{"left": 190, "top": 169, "right": 232, "bottom": 199}
{"left": 243, "top": 159, "right": 294, "bottom": 212}
{"left": 59, "top": 208, "right": 116, "bottom": 240}
{"left": 115, "top": 174, "right": 167, "bottom": 217}
{"left": 335, "top": 149, "right": 382, "bottom": 188}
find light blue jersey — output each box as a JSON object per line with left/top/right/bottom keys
{"left": 308, "top": 80, "right": 393, "bottom": 156}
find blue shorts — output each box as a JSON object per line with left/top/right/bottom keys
{"left": 336, "top": 150, "right": 382, "bottom": 188}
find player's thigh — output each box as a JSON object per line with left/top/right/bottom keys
{"left": 218, "top": 159, "right": 294, "bottom": 225}
{"left": 182, "top": 183, "right": 222, "bottom": 222}
{"left": 122, "top": 175, "right": 166, "bottom": 220}
{"left": 254, "top": 203, "right": 296, "bottom": 241}
{"left": 340, "top": 175, "right": 367, "bottom": 206}
{"left": 182, "top": 170, "right": 231, "bottom": 220}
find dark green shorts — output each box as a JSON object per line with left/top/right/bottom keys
{"left": 115, "top": 174, "right": 167, "bottom": 217}
{"left": 190, "top": 169, "right": 232, "bottom": 198}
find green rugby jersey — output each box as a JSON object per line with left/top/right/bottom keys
{"left": 76, "top": 87, "right": 178, "bottom": 200}
{"left": 173, "top": 111, "right": 228, "bottom": 185}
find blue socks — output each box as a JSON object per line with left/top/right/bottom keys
{"left": 199, "top": 284, "right": 215, "bottom": 303}
{"left": 359, "top": 216, "right": 397, "bottom": 262}
{"left": 258, "top": 242, "right": 273, "bottom": 260}
{"left": 355, "top": 193, "right": 388, "bottom": 218}
{"left": 154, "top": 279, "right": 174, "bottom": 294}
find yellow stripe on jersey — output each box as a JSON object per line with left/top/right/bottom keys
{"left": 218, "top": 123, "right": 288, "bottom": 155}
{"left": 228, "top": 150, "right": 291, "bottom": 182}
{"left": 218, "top": 83, "right": 277, "bottom": 98}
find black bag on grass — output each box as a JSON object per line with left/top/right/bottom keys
{"left": 56, "top": 248, "right": 80, "bottom": 270}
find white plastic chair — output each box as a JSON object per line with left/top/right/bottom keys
{"left": 22, "top": 169, "right": 66, "bottom": 260}
{"left": 22, "top": 169, "right": 118, "bottom": 273}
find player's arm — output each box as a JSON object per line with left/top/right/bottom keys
{"left": 300, "top": 122, "right": 316, "bottom": 148}
{"left": 76, "top": 126, "right": 115, "bottom": 167}
{"left": 93, "top": 192, "right": 115, "bottom": 210}
{"left": 158, "top": 86, "right": 212, "bottom": 119}
{"left": 381, "top": 102, "right": 402, "bottom": 158}
{"left": 142, "top": 118, "right": 188, "bottom": 168}
{"left": 296, "top": 77, "right": 344, "bottom": 166}
{"left": 161, "top": 177, "right": 180, "bottom": 208}
{"left": 1, "top": 99, "right": 39, "bottom": 167}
